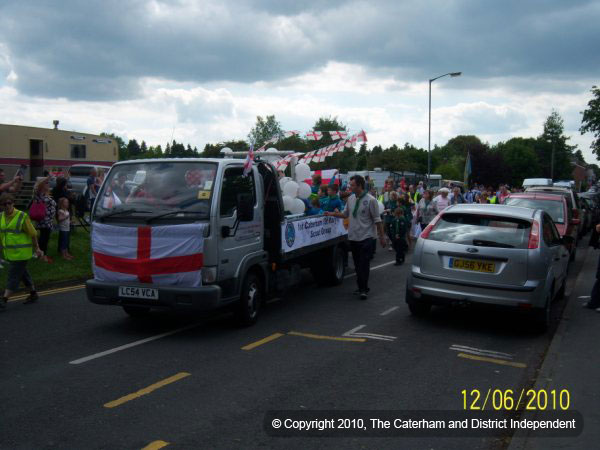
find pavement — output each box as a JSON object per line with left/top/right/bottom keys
{"left": 0, "top": 241, "right": 594, "bottom": 450}
{"left": 508, "top": 245, "right": 600, "bottom": 450}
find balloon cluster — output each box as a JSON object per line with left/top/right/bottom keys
{"left": 280, "top": 163, "right": 312, "bottom": 215}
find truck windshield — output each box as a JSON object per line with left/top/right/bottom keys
{"left": 93, "top": 161, "right": 217, "bottom": 220}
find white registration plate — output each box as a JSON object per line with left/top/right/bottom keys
{"left": 118, "top": 286, "right": 158, "bottom": 300}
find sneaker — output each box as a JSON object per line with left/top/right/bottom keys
{"left": 388, "top": 247, "right": 393, "bottom": 252}
{"left": 24, "top": 291, "right": 38, "bottom": 304}
{"left": 360, "top": 292, "right": 368, "bottom": 300}
{"left": 353, "top": 288, "right": 370, "bottom": 295}
{"left": 596, "top": 307, "right": 600, "bottom": 313}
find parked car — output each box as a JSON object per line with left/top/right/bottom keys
{"left": 406, "top": 204, "right": 572, "bottom": 331}
{"left": 504, "top": 193, "right": 578, "bottom": 260}
{"left": 577, "top": 193, "right": 600, "bottom": 229}
{"left": 525, "top": 186, "right": 583, "bottom": 237}
{"left": 68, "top": 164, "right": 111, "bottom": 195}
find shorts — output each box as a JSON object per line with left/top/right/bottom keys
{"left": 58, "top": 230, "right": 70, "bottom": 251}
{"left": 6, "top": 260, "right": 33, "bottom": 291}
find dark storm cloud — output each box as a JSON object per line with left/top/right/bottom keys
{"left": 0, "top": 0, "right": 598, "bottom": 100}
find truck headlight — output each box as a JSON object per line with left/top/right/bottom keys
{"left": 202, "top": 266, "right": 217, "bottom": 284}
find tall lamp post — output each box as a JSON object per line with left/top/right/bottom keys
{"left": 428, "top": 71, "right": 462, "bottom": 183}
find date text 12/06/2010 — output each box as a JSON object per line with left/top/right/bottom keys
{"left": 462, "top": 389, "right": 570, "bottom": 411}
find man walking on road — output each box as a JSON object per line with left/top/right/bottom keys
{"left": 326, "top": 175, "right": 386, "bottom": 300}
{"left": 586, "top": 223, "right": 600, "bottom": 312}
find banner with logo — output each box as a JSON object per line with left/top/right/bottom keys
{"left": 281, "top": 216, "right": 347, "bottom": 253}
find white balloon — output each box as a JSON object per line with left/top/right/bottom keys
{"left": 378, "top": 200, "right": 385, "bottom": 216}
{"left": 283, "top": 180, "right": 299, "bottom": 198}
{"left": 279, "top": 177, "right": 290, "bottom": 189}
{"left": 295, "top": 163, "right": 311, "bottom": 181}
{"left": 292, "top": 198, "right": 306, "bottom": 214}
{"left": 220, "top": 147, "right": 232, "bottom": 154}
{"left": 266, "top": 147, "right": 278, "bottom": 153}
{"left": 282, "top": 195, "right": 294, "bottom": 212}
{"left": 297, "top": 182, "right": 311, "bottom": 199}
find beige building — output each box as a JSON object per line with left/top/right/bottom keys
{"left": 0, "top": 122, "right": 118, "bottom": 181}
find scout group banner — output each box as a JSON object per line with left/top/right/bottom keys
{"left": 281, "top": 216, "right": 347, "bottom": 253}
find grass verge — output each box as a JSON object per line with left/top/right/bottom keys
{"left": 1, "top": 227, "right": 92, "bottom": 291}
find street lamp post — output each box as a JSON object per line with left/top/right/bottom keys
{"left": 428, "top": 72, "right": 462, "bottom": 184}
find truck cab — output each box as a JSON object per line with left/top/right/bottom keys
{"left": 86, "top": 157, "right": 348, "bottom": 325}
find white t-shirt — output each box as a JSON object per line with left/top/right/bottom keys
{"left": 58, "top": 209, "right": 70, "bottom": 231}
{"left": 435, "top": 195, "right": 451, "bottom": 211}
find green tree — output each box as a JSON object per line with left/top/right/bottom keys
{"left": 356, "top": 144, "right": 368, "bottom": 170}
{"left": 307, "top": 116, "right": 348, "bottom": 169}
{"left": 126, "top": 139, "right": 141, "bottom": 159}
{"left": 580, "top": 85, "right": 600, "bottom": 160}
{"left": 538, "top": 110, "right": 576, "bottom": 180}
{"left": 100, "top": 132, "right": 127, "bottom": 160}
{"left": 248, "top": 115, "right": 282, "bottom": 148}
{"left": 496, "top": 138, "right": 540, "bottom": 187}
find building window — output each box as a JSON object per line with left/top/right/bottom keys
{"left": 71, "top": 144, "right": 87, "bottom": 159}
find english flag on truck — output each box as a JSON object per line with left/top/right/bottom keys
{"left": 91, "top": 222, "right": 207, "bottom": 287}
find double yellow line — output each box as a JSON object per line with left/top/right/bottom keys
{"left": 8, "top": 284, "right": 85, "bottom": 302}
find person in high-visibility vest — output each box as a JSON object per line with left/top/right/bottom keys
{"left": 0, "top": 193, "right": 43, "bottom": 309}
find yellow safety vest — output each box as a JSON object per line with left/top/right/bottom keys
{"left": 0, "top": 210, "right": 33, "bottom": 261}
{"left": 489, "top": 196, "right": 498, "bottom": 204}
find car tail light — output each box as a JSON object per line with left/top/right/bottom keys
{"left": 528, "top": 219, "right": 540, "bottom": 249}
{"left": 572, "top": 208, "right": 579, "bottom": 219}
{"left": 420, "top": 213, "right": 443, "bottom": 239}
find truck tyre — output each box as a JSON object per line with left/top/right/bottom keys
{"left": 122, "top": 305, "right": 151, "bottom": 317}
{"left": 312, "top": 245, "right": 346, "bottom": 287}
{"left": 236, "top": 272, "right": 262, "bottom": 326}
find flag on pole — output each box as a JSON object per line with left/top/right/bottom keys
{"left": 243, "top": 144, "right": 254, "bottom": 177}
{"left": 356, "top": 130, "right": 368, "bottom": 142}
{"left": 284, "top": 130, "right": 301, "bottom": 138}
{"left": 464, "top": 151, "right": 472, "bottom": 186}
{"left": 328, "top": 131, "right": 348, "bottom": 141}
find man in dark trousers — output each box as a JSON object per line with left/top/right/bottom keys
{"left": 326, "top": 175, "right": 386, "bottom": 300}
{"left": 586, "top": 223, "right": 600, "bottom": 312}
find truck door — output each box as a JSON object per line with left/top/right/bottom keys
{"left": 217, "top": 166, "right": 263, "bottom": 281}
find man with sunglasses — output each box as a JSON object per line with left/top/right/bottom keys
{"left": 0, "top": 193, "right": 43, "bottom": 310}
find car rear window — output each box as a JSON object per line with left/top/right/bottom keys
{"left": 69, "top": 166, "right": 93, "bottom": 177}
{"left": 429, "top": 213, "right": 532, "bottom": 249}
{"left": 504, "top": 198, "right": 565, "bottom": 224}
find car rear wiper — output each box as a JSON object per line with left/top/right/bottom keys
{"left": 145, "top": 210, "right": 207, "bottom": 223}
{"left": 99, "top": 208, "right": 152, "bottom": 220}
{"left": 472, "top": 239, "right": 514, "bottom": 248}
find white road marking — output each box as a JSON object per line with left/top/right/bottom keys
{"left": 343, "top": 325, "right": 366, "bottom": 335}
{"left": 343, "top": 325, "right": 397, "bottom": 341}
{"left": 380, "top": 306, "right": 399, "bottom": 316}
{"left": 344, "top": 260, "right": 396, "bottom": 279}
{"left": 69, "top": 323, "right": 202, "bottom": 365}
{"left": 578, "top": 296, "right": 591, "bottom": 299}
{"left": 449, "top": 344, "right": 513, "bottom": 360}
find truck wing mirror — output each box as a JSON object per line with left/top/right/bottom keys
{"left": 236, "top": 193, "right": 254, "bottom": 222}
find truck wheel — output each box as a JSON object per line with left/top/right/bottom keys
{"left": 236, "top": 272, "right": 262, "bottom": 326}
{"left": 312, "top": 246, "right": 346, "bottom": 286}
{"left": 122, "top": 305, "right": 151, "bottom": 317}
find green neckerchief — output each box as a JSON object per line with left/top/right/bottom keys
{"left": 352, "top": 191, "right": 367, "bottom": 218}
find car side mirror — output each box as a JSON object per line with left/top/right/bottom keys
{"left": 236, "top": 193, "right": 254, "bottom": 222}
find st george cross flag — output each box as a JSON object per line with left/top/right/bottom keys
{"left": 356, "top": 130, "right": 368, "bottom": 142}
{"left": 92, "top": 222, "right": 207, "bottom": 287}
{"left": 305, "top": 131, "right": 323, "bottom": 141}
{"left": 328, "top": 131, "right": 348, "bottom": 141}
{"left": 102, "top": 189, "right": 122, "bottom": 209}
{"left": 243, "top": 144, "right": 254, "bottom": 176}
{"left": 284, "top": 130, "right": 301, "bottom": 138}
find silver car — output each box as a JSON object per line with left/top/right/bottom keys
{"left": 406, "top": 204, "right": 572, "bottom": 331}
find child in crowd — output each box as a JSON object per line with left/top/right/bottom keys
{"left": 306, "top": 197, "right": 323, "bottom": 216}
{"left": 392, "top": 207, "right": 409, "bottom": 265}
{"left": 318, "top": 185, "right": 329, "bottom": 207}
{"left": 321, "top": 184, "right": 344, "bottom": 212}
{"left": 57, "top": 197, "right": 74, "bottom": 260}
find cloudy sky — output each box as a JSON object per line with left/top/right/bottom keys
{"left": 0, "top": 0, "right": 598, "bottom": 161}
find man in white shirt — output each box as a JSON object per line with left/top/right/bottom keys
{"left": 326, "top": 175, "right": 386, "bottom": 300}
{"left": 434, "top": 187, "right": 451, "bottom": 211}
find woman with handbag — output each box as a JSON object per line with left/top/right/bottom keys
{"left": 31, "top": 178, "right": 56, "bottom": 263}
{"left": 416, "top": 189, "right": 439, "bottom": 230}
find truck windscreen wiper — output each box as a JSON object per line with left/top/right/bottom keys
{"left": 145, "top": 210, "right": 207, "bottom": 223}
{"left": 99, "top": 208, "right": 152, "bottom": 220}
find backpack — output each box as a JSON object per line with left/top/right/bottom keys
{"left": 29, "top": 198, "right": 47, "bottom": 222}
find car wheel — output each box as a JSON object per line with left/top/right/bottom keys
{"left": 122, "top": 305, "right": 151, "bottom": 317}
{"left": 533, "top": 294, "right": 552, "bottom": 333}
{"left": 235, "top": 272, "right": 262, "bottom": 326}
{"left": 556, "top": 279, "right": 566, "bottom": 300}
{"left": 569, "top": 246, "right": 577, "bottom": 262}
